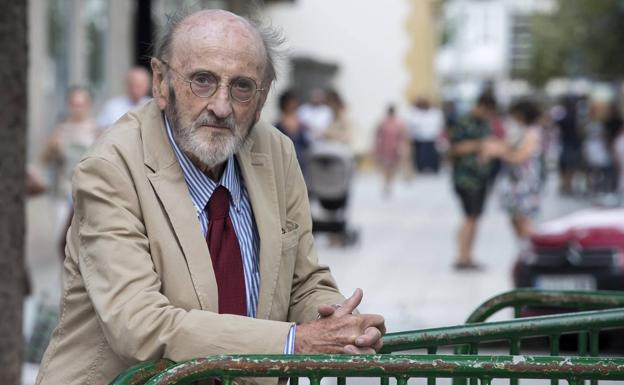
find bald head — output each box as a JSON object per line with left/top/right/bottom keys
{"left": 154, "top": 9, "right": 281, "bottom": 86}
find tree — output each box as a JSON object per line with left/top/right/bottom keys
{"left": 521, "top": 0, "right": 624, "bottom": 86}
{"left": 0, "top": 1, "right": 28, "bottom": 384}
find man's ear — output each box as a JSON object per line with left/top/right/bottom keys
{"left": 150, "top": 58, "right": 169, "bottom": 110}
{"left": 255, "top": 86, "right": 270, "bottom": 121}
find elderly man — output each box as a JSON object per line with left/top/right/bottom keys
{"left": 37, "top": 9, "right": 384, "bottom": 385}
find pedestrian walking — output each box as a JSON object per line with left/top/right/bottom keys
{"left": 481, "top": 99, "right": 544, "bottom": 239}
{"left": 297, "top": 88, "right": 333, "bottom": 141}
{"left": 375, "top": 105, "right": 407, "bottom": 197}
{"left": 275, "top": 89, "right": 310, "bottom": 177}
{"left": 322, "top": 89, "right": 353, "bottom": 147}
{"left": 612, "top": 119, "right": 624, "bottom": 199}
{"left": 41, "top": 86, "right": 99, "bottom": 260}
{"left": 42, "top": 86, "right": 99, "bottom": 198}
{"left": 407, "top": 97, "right": 444, "bottom": 174}
{"left": 583, "top": 101, "right": 614, "bottom": 195}
{"left": 554, "top": 96, "right": 582, "bottom": 195}
{"left": 448, "top": 93, "right": 497, "bottom": 270}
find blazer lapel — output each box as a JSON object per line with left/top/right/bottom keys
{"left": 237, "top": 136, "right": 282, "bottom": 320}
{"left": 141, "top": 102, "right": 218, "bottom": 312}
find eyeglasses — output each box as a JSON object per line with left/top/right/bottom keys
{"left": 159, "top": 59, "right": 264, "bottom": 103}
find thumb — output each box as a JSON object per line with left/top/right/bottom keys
{"left": 335, "top": 288, "right": 363, "bottom": 317}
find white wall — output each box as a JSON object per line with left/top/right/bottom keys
{"left": 263, "top": 0, "right": 410, "bottom": 154}
{"left": 437, "top": 0, "right": 508, "bottom": 80}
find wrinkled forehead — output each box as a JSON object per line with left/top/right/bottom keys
{"left": 170, "top": 12, "right": 266, "bottom": 72}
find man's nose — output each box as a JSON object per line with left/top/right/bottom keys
{"left": 206, "top": 84, "right": 233, "bottom": 119}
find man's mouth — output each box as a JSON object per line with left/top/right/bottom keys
{"left": 201, "top": 124, "right": 231, "bottom": 130}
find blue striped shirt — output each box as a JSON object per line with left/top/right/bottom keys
{"left": 163, "top": 115, "right": 296, "bottom": 353}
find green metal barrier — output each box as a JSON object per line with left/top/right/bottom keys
{"left": 110, "top": 308, "right": 624, "bottom": 385}
{"left": 381, "top": 307, "right": 624, "bottom": 354}
{"left": 110, "top": 291, "right": 624, "bottom": 385}
{"left": 381, "top": 305, "right": 624, "bottom": 385}
{"left": 465, "top": 289, "right": 624, "bottom": 323}
{"left": 118, "top": 354, "right": 624, "bottom": 385}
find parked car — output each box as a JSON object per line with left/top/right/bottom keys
{"left": 513, "top": 208, "right": 624, "bottom": 350}
{"left": 513, "top": 208, "right": 624, "bottom": 292}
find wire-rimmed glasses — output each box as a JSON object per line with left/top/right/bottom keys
{"left": 159, "top": 59, "right": 264, "bottom": 103}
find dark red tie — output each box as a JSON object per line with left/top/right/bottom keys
{"left": 206, "top": 186, "right": 247, "bottom": 316}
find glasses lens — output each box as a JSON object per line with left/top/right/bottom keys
{"left": 190, "top": 72, "right": 219, "bottom": 97}
{"left": 230, "top": 78, "right": 257, "bottom": 102}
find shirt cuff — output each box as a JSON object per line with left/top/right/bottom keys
{"left": 283, "top": 323, "right": 297, "bottom": 354}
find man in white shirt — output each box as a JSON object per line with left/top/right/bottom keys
{"left": 297, "top": 88, "right": 333, "bottom": 140}
{"left": 97, "top": 66, "right": 152, "bottom": 129}
{"left": 407, "top": 98, "right": 444, "bottom": 173}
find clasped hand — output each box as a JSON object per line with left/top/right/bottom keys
{"left": 294, "top": 288, "right": 386, "bottom": 354}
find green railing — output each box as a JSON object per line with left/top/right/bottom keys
{"left": 112, "top": 354, "right": 624, "bottom": 385}
{"left": 465, "top": 289, "right": 624, "bottom": 323}
{"left": 381, "top": 307, "right": 624, "bottom": 355}
{"left": 110, "top": 290, "right": 624, "bottom": 385}
{"left": 379, "top": 291, "right": 624, "bottom": 385}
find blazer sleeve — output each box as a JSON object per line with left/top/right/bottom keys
{"left": 72, "top": 156, "right": 293, "bottom": 363}
{"left": 281, "top": 145, "right": 346, "bottom": 323}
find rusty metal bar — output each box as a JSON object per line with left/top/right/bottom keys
{"left": 108, "top": 359, "right": 175, "bottom": 385}
{"left": 465, "top": 289, "right": 624, "bottom": 323}
{"left": 136, "top": 355, "right": 624, "bottom": 385}
{"left": 381, "top": 308, "right": 624, "bottom": 353}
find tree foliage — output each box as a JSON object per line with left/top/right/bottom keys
{"left": 522, "top": 0, "right": 624, "bottom": 86}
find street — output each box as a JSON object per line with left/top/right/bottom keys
{"left": 314, "top": 169, "right": 587, "bottom": 332}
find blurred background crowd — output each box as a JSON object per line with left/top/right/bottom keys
{"left": 12, "top": 0, "right": 624, "bottom": 382}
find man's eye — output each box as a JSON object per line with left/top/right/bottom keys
{"left": 233, "top": 79, "right": 254, "bottom": 91}
{"left": 193, "top": 73, "right": 217, "bottom": 86}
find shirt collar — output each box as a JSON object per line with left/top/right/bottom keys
{"left": 163, "top": 113, "right": 242, "bottom": 214}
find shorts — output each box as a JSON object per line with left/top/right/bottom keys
{"left": 454, "top": 186, "right": 487, "bottom": 217}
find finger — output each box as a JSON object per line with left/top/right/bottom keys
{"left": 354, "top": 327, "right": 382, "bottom": 347}
{"left": 317, "top": 304, "right": 337, "bottom": 318}
{"left": 361, "top": 314, "right": 386, "bottom": 331}
{"left": 343, "top": 344, "right": 376, "bottom": 355}
{"left": 372, "top": 337, "right": 383, "bottom": 352}
{"left": 334, "top": 288, "right": 363, "bottom": 317}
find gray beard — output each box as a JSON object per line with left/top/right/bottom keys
{"left": 166, "top": 86, "right": 256, "bottom": 169}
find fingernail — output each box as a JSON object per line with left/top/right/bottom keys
{"left": 356, "top": 338, "right": 364, "bottom": 345}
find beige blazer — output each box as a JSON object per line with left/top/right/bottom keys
{"left": 36, "top": 101, "right": 344, "bottom": 385}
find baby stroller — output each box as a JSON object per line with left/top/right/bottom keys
{"left": 306, "top": 140, "right": 359, "bottom": 246}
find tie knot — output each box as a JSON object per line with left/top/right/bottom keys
{"left": 207, "top": 185, "right": 230, "bottom": 219}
